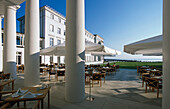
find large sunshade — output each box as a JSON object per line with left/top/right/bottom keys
{"left": 90, "top": 46, "right": 121, "bottom": 56}
{"left": 124, "top": 35, "right": 162, "bottom": 56}
{"left": 40, "top": 41, "right": 121, "bottom": 56}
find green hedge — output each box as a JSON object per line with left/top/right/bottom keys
{"left": 102, "top": 62, "right": 162, "bottom": 69}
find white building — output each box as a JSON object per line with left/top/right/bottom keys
{"left": 16, "top": 5, "right": 104, "bottom": 65}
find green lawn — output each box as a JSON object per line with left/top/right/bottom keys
{"left": 102, "top": 62, "right": 162, "bottom": 69}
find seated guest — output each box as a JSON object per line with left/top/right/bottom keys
{"left": 112, "top": 63, "right": 116, "bottom": 67}
{"left": 106, "top": 63, "right": 110, "bottom": 67}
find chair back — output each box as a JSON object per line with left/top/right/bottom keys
{"left": 92, "top": 73, "right": 101, "bottom": 80}
{"left": 40, "top": 68, "right": 44, "bottom": 72}
{"left": 49, "top": 70, "right": 56, "bottom": 75}
{"left": 57, "top": 70, "right": 65, "bottom": 76}
{"left": 145, "top": 77, "right": 162, "bottom": 89}
{"left": 0, "top": 73, "right": 10, "bottom": 79}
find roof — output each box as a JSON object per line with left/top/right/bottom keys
{"left": 94, "top": 34, "right": 104, "bottom": 40}
{"left": 40, "top": 5, "right": 66, "bottom": 20}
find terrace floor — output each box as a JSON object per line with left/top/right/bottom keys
{"left": 3, "top": 69, "right": 162, "bottom": 109}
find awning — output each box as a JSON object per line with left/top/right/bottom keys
{"left": 124, "top": 35, "right": 162, "bottom": 56}
{"left": 40, "top": 41, "right": 121, "bottom": 56}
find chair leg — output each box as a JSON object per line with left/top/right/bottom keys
{"left": 157, "top": 89, "right": 159, "bottom": 98}
{"left": 152, "top": 88, "right": 155, "bottom": 92}
{"left": 104, "top": 77, "right": 105, "bottom": 83}
{"left": 49, "top": 75, "right": 50, "bottom": 81}
{"left": 100, "top": 79, "right": 102, "bottom": 87}
{"left": 92, "top": 80, "right": 93, "bottom": 87}
{"left": 142, "top": 80, "right": 144, "bottom": 87}
{"left": 17, "top": 102, "right": 20, "bottom": 107}
{"left": 145, "top": 83, "right": 147, "bottom": 93}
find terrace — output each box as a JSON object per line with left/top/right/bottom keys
{"left": 1, "top": 68, "right": 161, "bottom": 109}
{"left": 0, "top": 0, "right": 170, "bottom": 109}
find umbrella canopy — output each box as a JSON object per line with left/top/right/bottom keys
{"left": 124, "top": 35, "right": 162, "bottom": 56}
{"left": 90, "top": 46, "right": 121, "bottom": 56}
{"left": 40, "top": 41, "right": 121, "bottom": 56}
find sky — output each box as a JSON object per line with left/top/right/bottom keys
{"left": 6, "top": 0, "right": 163, "bottom": 60}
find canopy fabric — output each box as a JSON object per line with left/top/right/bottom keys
{"left": 124, "top": 35, "right": 162, "bottom": 56}
{"left": 40, "top": 41, "right": 121, "bottom": 56}
{"left": 90, "top": 46, "right": 121, "bottom": 56}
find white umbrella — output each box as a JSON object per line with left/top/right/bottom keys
{"left": 124, "top": 35, "right": 162, "bottom": 56}
{"left": 40, "top": 41, "right": 121, "bottom": 56}
{"left": 90, "top": 46, "right": 121, "bottom": 56}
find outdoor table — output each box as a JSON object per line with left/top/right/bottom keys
{"left": 150, "top": 69, "right": 161, "bottom": 76}
{"left": 5, "top": 86, "right": 51, "bottom": 109}
{"left": 40, "top": 66, "right": 47, "bottom": 69}
{"left": 40, "top": 66, "right": 48, "bottom": 72}
{"left": 141, "top": 66, "right": 150, "bottom": 68}
{"left": 57, "top": 69, "right": 65, "bottom": 71}
{"left": 140, "top": 68, "right": 152, "bottom": 74}
{"left": 152, "top": 76, "right": 163, "bottom": 81}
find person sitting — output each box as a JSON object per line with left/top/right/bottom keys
{"left": 112, "top": 63, "right": 116, "bottom": 67}
{"left": 106, "top": 63, "right": 110, "bottom": 67}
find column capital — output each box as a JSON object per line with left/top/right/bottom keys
{"left": 5, "top": 5, "right": 20, "bottom": 11}
{"left": 0, "top": 15, "right": 4, "bottom": 19}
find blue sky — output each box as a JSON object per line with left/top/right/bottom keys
{"left": 6, "top": 0, "right": 163, "bottom": 60}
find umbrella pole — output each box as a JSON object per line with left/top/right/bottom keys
{"left": 44, "top": 55, "right": 45, "bottom": 64}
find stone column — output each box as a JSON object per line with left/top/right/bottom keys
{"left": 4, "top": 5, "right": 19, "bottom": 79}
{"left": 24, "top": 0, "right": 40, "bottom": 86}
{"left": 0, "top": 15, "right": 3, "bottom": 72}
{"left": 163, "top": 0, "right": 170, "bottom": 109}
{"left": 65, "top": 0, "right": 85, "bottom": 102}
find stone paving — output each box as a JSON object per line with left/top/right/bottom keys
{"left": 2, "top": 68, "right": 162, "bottom": 109}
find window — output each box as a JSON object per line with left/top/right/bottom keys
{"left": 16, "top": 36, "right": 21, "bottom": 45}
{"left": 64, "top": 21, "right": 66, "bottom": 25}
{"left": 57, "top": 28, "right": 61, "bottom": 34}
{"left": 40, "top": 56, "right": 42, "bottom": 64}
{"left": 49, "top": 24, "right": 54, "bottom": 32}
{"left": 64, "top": 30, "right": 66, "bottom": 36}
{"left": 1, "top": 33, "right": 3, "bottom": 44}
{"left": 50, "top": 14, "right": 54, "bottom": 19}
{"left": 57, "top": 40, "right": 61, "bottom": 45}
{"left": 16, "top": 52, "right": 22, "bottom": 65}
{"left": 50, "top": 56, "right": 53, "bottom": 63}
{"left": 58, "top": 18, "right": 61, "bottom": 23}
{"left": 40, "top": 40, "right": 43, "bottom": 48}
{"left": 50, "top": 38, "right": 54, "bottom": 46}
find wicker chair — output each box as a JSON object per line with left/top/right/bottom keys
{"left": 142, "top": 73, "right": 150, "bottom": 87}
{"left": 49, "top": 70, "right": 56, "bottom": 81}
{"left": 145, "top": 77, "right": 162, "bottom": 98}
{"left": 92, "top": 73, "right": 102, "bottom": 87}
{"left": 56, "top": 70, "right": 65, "bottom": 81}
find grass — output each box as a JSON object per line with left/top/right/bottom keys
{"left": 102, "top": 62, "right": 162, "bottom": 69}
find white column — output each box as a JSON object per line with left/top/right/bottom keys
{"left": 4, "top": 5, "right": 19, "bottom": 79}
{"left": 0, "top": 15, "right": 3, "bottom": 72}
{"left": 163, "top": 0, "right": 170, "bottom": 109}
{"left": 65, "top": 0, "right": 85, "bottom": 102}
{"left": 24, "top": 0, "right": 40, "bottom": 86}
